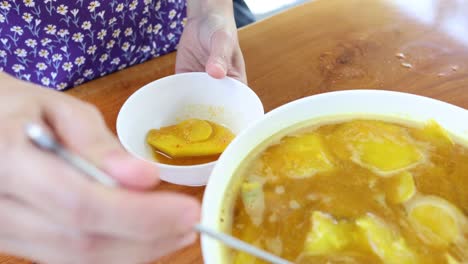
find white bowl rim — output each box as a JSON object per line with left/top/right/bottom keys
{"left": 200, "top": 89, "right": 468, "bottom": 263}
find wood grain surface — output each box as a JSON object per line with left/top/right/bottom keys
{"left": 2, "top": 0, "right": 468, "bottom": 263}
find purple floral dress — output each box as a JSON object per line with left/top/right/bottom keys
{"left": 0, "top": 0, "right": 187, "bottom": 90}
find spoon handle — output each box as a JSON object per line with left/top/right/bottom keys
{"left": 25, "top": 123, "right": 119, "bottom": 187}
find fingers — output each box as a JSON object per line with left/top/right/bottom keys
{"left": 0, "top": 197, "right": 198, "bottom": 264}
{"left": 71, "top": 232, "right": 197, "bottom": 264}
{"left": 230, "top": 46, "right": 248, "bottom": 84}
{"left": 0, "top": 231, "right": 196, "bottom": 264}
{"left": 7, "top": 147, "right": 200, "bottom": 241}
{"left": 102, "top": 151, "right": 159, "bottom": 189}
{"left": 0, "top": 77, "right": 202, "bottom": 263}
{"left": 175, "top": 24, "right": 205, "bottom": 74}
{"left": 206, "top": 29, "right": 247, "bottom": 83}
{"left": 0, "top": 196, "right": 73, "bottom": 264}
{"left": 175, "top": 16, "right": 247, "bottom": 83}
{"left": 41, "top": 96, "right": 159, "bottom": 190}
{"left": 206, "top": 29, "right": 235, "bottom": 79}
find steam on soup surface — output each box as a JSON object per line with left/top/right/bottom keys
{"left": 230, "top": 119, "right": 468, "bottom": 264}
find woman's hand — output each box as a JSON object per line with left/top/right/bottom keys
{"left": 176, "top": 0, "right": 247, "bottom": 83}
{"left": 0, "top": 73, "right": 200, "bottom": 264}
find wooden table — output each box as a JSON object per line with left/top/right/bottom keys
{"left": 3, "top": 0, "right": 468, "bottom": 263}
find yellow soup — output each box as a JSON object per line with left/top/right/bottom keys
{"left": 230, "top": 119, "right": 468, "bottom": 264}
{"left": 146, "top": 119, "right": 235, "bottom": 166}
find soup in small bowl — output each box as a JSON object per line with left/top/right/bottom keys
{"left": 200, "top": 90, "right": 468, "bottom": 264}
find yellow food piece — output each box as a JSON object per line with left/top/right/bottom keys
{"left": 146, "top": 119, "right": 234, "bottom": 158}
{"left": 407, "top": 196, "right": 463, "bottom": 247}
{"left": 355, "top": 140, "right": 421, "bottom": 173}
{"left": 233, "top": 252, "right": 256, "bottom": 264}
{"left": 295, "top": 253, "right": 380, "bottom": 264}
{"left": 304, "top": 212, "right": 357, "bottom": 255}
{"left": 306, "top": 212, "right": 419, "bottom": 263}
{"left": 241, "top": 182, "right": 265, "bottom": 226}
{"left": 263, "top": 133, "right": 334, "bottom": 179}
{"left": 332, "top": 120, "right": 423, "bottom": 176}
{"left": 386, "top": 171, "right": 416, "bottom": 204}
{"left": 418, "top": 120, "right": 454, "bottom": 148}
{"left": 177, "top": 119, "right": 213, "bottom": 142}
{"left": 356, "top": 214, "right": 418, "bottom": 264}
{"left": 446, "top": 254, "right": 460, "bottom": 264}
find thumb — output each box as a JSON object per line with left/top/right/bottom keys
{"left": 42, "top": 96, "right": 159, "bottom": 190}
{"left": 206, "top": 29, "right": 235, "bottom": 79}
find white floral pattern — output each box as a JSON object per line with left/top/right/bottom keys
{"left": 0, "top": 0, "right": 187, "bottom": 90}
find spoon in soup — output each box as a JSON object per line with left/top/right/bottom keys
{"left": 25, "top": 123, "right": 293, "bottom": 264}
{"left": 195, "top": 224, "right": 293, "bottom": 264}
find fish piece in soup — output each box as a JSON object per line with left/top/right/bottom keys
{"left": 356, "top": 214, "right": 418, "bottom": 264}
{"left": 304, "top": 211, "right": 359, "bottom": 255}
{"left": 262, "top": 133, "right": 334, "bottom": 179}
{"left": 330, "top": 120, "right": 424, "bottom": 176}
{"left": 413, "top": 119, "right": 454, "bottom": 149}
{"left": 406, "top": 195, "right": 466, "bottom": 247}
{"left": 295, "top": 253, "right": 380, "bottom": 264}
{"left": 384, "top": 171, "right": 416, "bottom": 204}
{"left": 446, "top": 253, "right": 462, "bottom": 264}
{"left": 240, "top": 181, "right": 265, "bottom": 226}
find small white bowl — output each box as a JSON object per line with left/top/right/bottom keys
{"left": 116, "top": 72, "right": 264, "bottom": 186}
{"left": 200, "top": 90, "right": 468, "bottom": 263}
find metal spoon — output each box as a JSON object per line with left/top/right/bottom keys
{"left": 25, "top": 122, "right": 292, "bottom": 264}
{"left": 25, "top": 123, "right": 119, "bottom": 187}
{"left": 195, "top": 224, "right": 293, "bottom": 264}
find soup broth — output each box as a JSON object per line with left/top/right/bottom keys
{"left": 230, "top": 119, "right": 468, "bottom": 264}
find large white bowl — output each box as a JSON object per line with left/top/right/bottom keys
{"left": 200, "top": 89, "right": 468, "bottom": 263}
{"left": 116, "top": 72, "right": 264, "bottom": 186}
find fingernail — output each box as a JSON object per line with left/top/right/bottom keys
{"left": 214, "top": 61, "right": 226, "bottom": 74}
{"left": 207, "top": 61, "right": 226, "bottom": 79}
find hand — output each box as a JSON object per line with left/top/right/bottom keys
{"left": 176, "top": 2, "right": 247, "bottom": 83}
{"left": 0, "top": 73, "right": 200, "bottom": 264}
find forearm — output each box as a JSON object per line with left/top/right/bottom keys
{"left": 187, "top": 0, "right": 234, "bottom": 18}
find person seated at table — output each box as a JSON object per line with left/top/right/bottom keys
{"left": 0, "top": 0, "right": 253, "bottom": 263}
